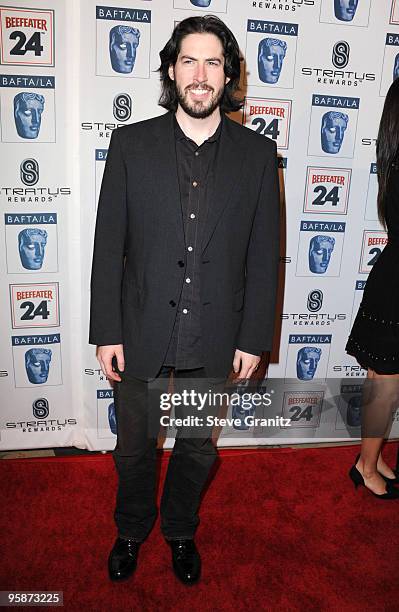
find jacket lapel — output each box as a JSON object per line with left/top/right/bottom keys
{"left": 151, "top": 112, "right": 185, "bottom": 248}
{"left": 201, "top": 115, "right": 245, "bottom": 252}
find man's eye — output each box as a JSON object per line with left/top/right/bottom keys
{"left": 27, "top": 244, "right": 35, "bottom": 250}
{"left": 303, "top": 360, "right": 310, "bottom": 365}
{"left": 24, "top": 110, "right": 32, "bottom": 116}
{"left": 119, "top": 43, "right": 127, "bottom": 50}
{"left": 266, "top": 55, "right": 273, "bottom": 61}
{"left": 33, "top": 362, "right": 40, "bottom": 367}
{"left": 329, "top": 128, "right": 336, "bottom": 134}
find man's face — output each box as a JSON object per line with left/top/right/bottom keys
{"left": 334, "top": 0, "right": 359, "bottom": 21}
{"left": 191, "top": 0, "right": 212, "bottom": 5}
{"left": 19, "top": 230, "right": 47, "bottom": 270}
{"left": 169, "top": 32, "right": 229, "bottom": 119}
{"left": 258, "top": 39, "right": 286, "bottom": 84}
{"left": 309, "top": 236, "right": 334, "bottom": 274}
{"left": 14, "top": 97, "right": 44, "bottom": 139}
{"left": 394, "top": 53, "right": 399, "bottom": 81}
{"left": 296, "top": 348, "right": 321, "bottom": 381}
{"left": 110, "top": 28, "right": 140, "bottom": 73}
{"left": 321, "top": 113, "right": 348, "bottom": 154}
{"left": 25, "top": 350, "right": 52, "bottom": 384}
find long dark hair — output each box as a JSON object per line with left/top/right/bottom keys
{"left": 158, "top": 15, "right": 243, "bottom": 113}
{"left": 376, "top": 78, "right": 399, "bottom": 228}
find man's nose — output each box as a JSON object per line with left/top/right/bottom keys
{"left": 126, "top": 43, "right": 133, "bottom": 59}
{"left": 194, "top": 62, "right": 207, "bottom": 83}
{"left": 321, "top": 249, "right": 328, "bottom": 263}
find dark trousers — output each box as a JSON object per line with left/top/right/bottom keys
{"left": 112, "top": 366, "right": 224, "bottom": 541}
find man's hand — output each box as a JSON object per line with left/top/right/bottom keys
{"left": 96, "top": 344, "right": 125, "bottom": 382}
{"left": 232, "top": 349, "right": 261, "bottom": 380}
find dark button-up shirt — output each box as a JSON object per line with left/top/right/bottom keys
{"left": 163, "top": 115, "right": 222, "bottom": 369}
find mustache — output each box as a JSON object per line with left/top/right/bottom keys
{"left": 185, "top": 82, "right": 214, "bottom": 92}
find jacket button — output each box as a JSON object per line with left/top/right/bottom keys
{"left": 177, "top": 260, "right": 185, "bottom": 267}
{"left": 169, "top": 300, "right": 176, "bottom": 307}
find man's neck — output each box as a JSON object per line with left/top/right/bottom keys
{"left": 175, "top": 106, "right": 222, "bottom": 146}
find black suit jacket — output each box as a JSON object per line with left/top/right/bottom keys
{"left": 89, "top": 111, "right": 280, "bottom": 380}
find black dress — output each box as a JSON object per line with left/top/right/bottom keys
{"left": 346, "top": 165, "right": 399, "bottom": 374}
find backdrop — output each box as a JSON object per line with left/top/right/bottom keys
{"left": 1, "top": 0, "right": 398, "bottom": 450}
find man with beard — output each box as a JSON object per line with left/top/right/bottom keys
{"left": 90, "top": 15, "right": 279, "bottom": 585}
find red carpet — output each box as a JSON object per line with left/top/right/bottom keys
{"left": 1, "top": 445, "right": 399, "bottom": 611}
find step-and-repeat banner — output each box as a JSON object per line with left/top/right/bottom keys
{"left": 1, "top": 0, "right": 399, "bottom": 450}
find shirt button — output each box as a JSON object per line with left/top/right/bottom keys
{"left": 195, "top": 151, "right": 199, "bottom": 157}
{"left": 190, "top": 213, "right": 196, "bottom": 219}
{"left": 185, "top": 278, "right": 191, "bottom": 283}
{"left": 187, "top": 246, "right": 193, "bottom": 252}
{"left": 192, "top": 181, "right": 198, "bottom": 187}
{"left": 182, "top": 308, "right": 189, "bottom": 314}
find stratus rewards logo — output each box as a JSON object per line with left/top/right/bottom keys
{"left": 158, "top": 389, "right": 291, "bottom": 429}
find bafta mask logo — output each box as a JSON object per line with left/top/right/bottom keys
{"left": 334, "top": 0, "right": 359, "bottom": 22}
{"left": 347, "top": 394, "right": 362, "bottom": 427}
{"left": 25, "top": 348, "right": 52, "bottom": 384}
{"left": 296, "top": 347, "right": 322, "bottom": 381}
{"left": 258, "top": 38, "right": 287, "bottom": 84}
{"left": 232, "top": 396, "right": 256, "bottom": 431}
{"left": 308, "top": 235, "right": 335, "bottom": 274}
{"left": 18, "top": 228, "right": 47, "bottom": 270}
{"left": 14, "top": 92, "right": 45, "bottom": 139}
{"left": 393, "top": 53, "right": 399, "bottom": 82}
{"left": 321, "top": 111, "right": 349, "bottom": 154}
{"left": 109, "top": 25, "right": 140, "bottom": 74}
{"left": 108, "top": 402, "right": 117, "bottom": 434}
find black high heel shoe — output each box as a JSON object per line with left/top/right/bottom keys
{"left": 354, "top": 453, "right": 399, "bottom": 485}
{"left": 349, "top": 464, "right": 399, "bottom": 499}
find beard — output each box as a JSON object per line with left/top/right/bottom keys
{"left": 175, "top": 81, "right": 224, "bottom": 119}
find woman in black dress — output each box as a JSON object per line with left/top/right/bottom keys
{"left": 346, "top": 78, "right": 399, "bottom": 499}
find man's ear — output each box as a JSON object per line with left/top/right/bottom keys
{"left": 168, "top": 64, "right": 175, "bottom": 81}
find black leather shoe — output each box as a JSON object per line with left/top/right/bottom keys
{"left": 355, "top": 453, "right": 399, "bottom": 485}
{"left": 349, "top": 464, "right": 399, "bottom": 499}
{"left": 168, "top": 539, "right": 201, "bottom": 585}
{"left": 108, "top": 537, "right": 141, "bottom": 581}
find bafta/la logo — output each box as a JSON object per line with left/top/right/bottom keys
{"left": 113, "top": 93, "right": 132, "bottom": 122}
{"left": 32, "top": 397, "right": 49, "bottom": 418}
{"left": 332, "top": 40, "right": 350, "bottom": 69}
{"left": 307, "top": 289, "right": 323, "bottom": 312}
{"left": 20, "top": 159, "right": 39, "bottom": 186}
